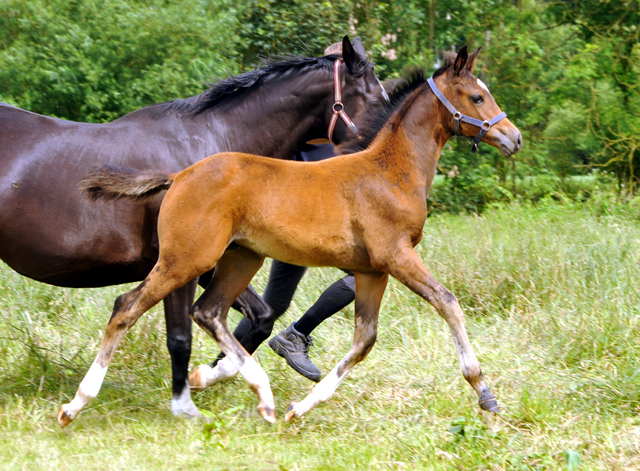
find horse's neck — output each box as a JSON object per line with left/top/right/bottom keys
{"left": 195, "top": 70, "right": 333, "bottom": 160}
{"left": 369, "top": 90, "right": 449, "bottom": 191}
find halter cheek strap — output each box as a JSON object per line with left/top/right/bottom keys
{"left": 328, "top": 59, "right": 359, "bottom": 143}
{"left": 427, "top": 77, "right": 507, "bottom": 153}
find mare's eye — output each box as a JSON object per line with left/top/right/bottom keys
{"left": 470, "top": 95, "right": 484, "bottom": 105}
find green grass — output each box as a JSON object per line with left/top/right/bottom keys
{"left": 1, "top": 202, "right": 639, "bottom": 470}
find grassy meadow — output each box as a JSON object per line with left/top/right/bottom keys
{"left": 1, "top": 202, "right": 639, "bottom": 470}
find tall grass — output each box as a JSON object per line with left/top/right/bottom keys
{"left": 1, "top": 202, "right": 639, "bottom": 470}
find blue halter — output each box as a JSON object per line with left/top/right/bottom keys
{"left": 427, "top": 77, "right": 507, "bottom": 153}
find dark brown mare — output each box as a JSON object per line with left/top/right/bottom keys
{"left": 65, "top": 46, "right": 522, "bottom": 426}
{"left": 0, "top": 36, "right": 387, "bottom": 417}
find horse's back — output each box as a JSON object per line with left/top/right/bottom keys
{"left": 162, "top": 152, "right": 370, "bottom": 269}
{"left": 0, "top": 104, "right": 187, "bottom": 286}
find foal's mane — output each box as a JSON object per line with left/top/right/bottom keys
{"left": 169, "top": 55, "right": 369, "bottom": 116}
{"left": 338, "top": 54, "right": 456, "bottom": 154}
{"left": 338, "top": 69, "right": 428, "bottom": 154}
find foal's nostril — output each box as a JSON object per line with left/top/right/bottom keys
{"left": 516, "top": 133, "right": 522, "bottom": 151}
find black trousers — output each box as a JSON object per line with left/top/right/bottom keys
{"left": 231, "top": 260, "right": 355, "bottom": 341}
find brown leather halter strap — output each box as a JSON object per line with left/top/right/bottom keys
{"left": 328, "top": 59, "right": 359, "bottom": 143}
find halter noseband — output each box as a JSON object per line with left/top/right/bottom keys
{"left": 328, "top": 59, "right": 359, "bottom": 143}
{"left": 427, "top": 77, "right": 507, "bottom": 153}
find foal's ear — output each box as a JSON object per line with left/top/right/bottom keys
{"left": 466, "top": 47, "right": 481, "bottom": 73}
{"left": 453, "top": 45, "right": 469, "bottom": 75}
{"left": 342, "top": 35, "right": 368, "bottom": 74}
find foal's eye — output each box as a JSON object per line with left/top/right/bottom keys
{"left": 470, "top": 95, "right": 484, "bottom": 105}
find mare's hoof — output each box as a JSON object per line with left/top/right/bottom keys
{"left": 188, "top": 365, "right": 211, "bottom": 392}
{"left": 58, "top": 405, "right": 73, "bottom": 428}
{"left": 258, "top": 406, "right": 276, "bottom": 424}
{"left": 479, "top": 397, "right": 500, "bottom": 413}
{"left": 284, "top": 403, "right": 297, "bottom": 423}
{"left": 171, "top": 400, "right": 203, "bottom": 418}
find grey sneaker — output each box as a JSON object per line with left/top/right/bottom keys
{"left": 268, "top": 323, "right": 321, "bottom": 382}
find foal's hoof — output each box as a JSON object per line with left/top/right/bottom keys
{"left": 188, "top": 365, "right": 211, "bottom": 392}
{"left": 189, "top": 360, "right": 239, "bottom": 392}
{"left": 58, "top": 405, "right": 73, "bottom": 428}
{"left": 284, "top": 403, "right": 297, "bottom": 423}
{"left": 479, "top": 397, "right": 500, "bottom": 413}
{"left": 258, "top": 406, "right": 276, "bottom": 424}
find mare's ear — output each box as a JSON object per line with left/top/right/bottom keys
{"left": 466, "top": 47, "right": 481, "bottom": 73}
{"left": 352, "top": 36, "right": 367, "bottom": 60}
{"left": 342, "top": 35, "right": 368, "bottom": 74}
{"left": 453, "top": 45, "right": 469, "bottom": 75}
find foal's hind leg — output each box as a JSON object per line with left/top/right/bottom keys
{"left": 164, "top": 279, "right": 201, "bottom": 417}
{"left": 285, "top": 271, "right": 388, "bottom": 422}
{"left": 58, "top": 262, "right": 197, "bottom": 427}
{"left": 387, "top": 246, "right": 499, "bottom": 412}
{"left": 189, "top": 285, "right": 274, "bottom": 392}
{"left": 188, "top": 245, "right": 276, "bottom": 423}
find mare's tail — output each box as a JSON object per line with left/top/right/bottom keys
{"left": 79, "top": 164, "right": 175, "bottom": 202}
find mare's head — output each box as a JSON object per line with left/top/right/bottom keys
{"left": 432, "top": 46, "right": 522, "bottom": 157}
{"left": 326, "top": 36, "right": 389, "bottom": 143}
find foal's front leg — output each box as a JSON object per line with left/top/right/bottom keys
{"left": 388, "top": 246, "right": 499, "bottom": 412}
{"left": 285, "top": 271, "right": 388, "bottom": 422}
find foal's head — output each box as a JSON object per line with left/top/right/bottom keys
{"left": 433, "top": 47, "right": 522, "bottom": 157}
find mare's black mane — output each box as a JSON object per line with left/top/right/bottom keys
{"left": 168, "top": 55, "right": 347, "bottom": 116}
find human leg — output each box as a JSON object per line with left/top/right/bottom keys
{"left": 269, "top": 274, "right": 355, "bottom": 381}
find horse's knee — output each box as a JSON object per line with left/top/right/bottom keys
{"left": 189, "top": 306, "right": 214, "bottom": 336}
{"left": 107, "top": 291, "right": 141, "bottom": 328}
{"left": 167, "top": 334, "right": 191, "bottom": 357}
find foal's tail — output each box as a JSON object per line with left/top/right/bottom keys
{"left": 79, "top": 164, "right": 175, "bottom": 202}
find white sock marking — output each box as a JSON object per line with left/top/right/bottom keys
{"left": 171, "top": 381, "right": 201, "bottom": 417}
{"left": 64, "top": 361, "right": 108, "bottom": 419}
{"left": 293, "top": 366, "right": 347, "bottom": 418}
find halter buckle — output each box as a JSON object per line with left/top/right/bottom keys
{"left": 332, "top": 102, "right": 344, "bottom": 113}
{"left": 481, "top": 120, "right": 491, "bottom": 131}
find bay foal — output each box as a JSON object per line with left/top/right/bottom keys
{"left": 66, "top": 46, "right": 521, "bottom": 426}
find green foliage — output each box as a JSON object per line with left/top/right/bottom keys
{"left": 1, "top": 0, "right": 639, "bottom": 205}
{"left": 237, "top": 0, "right": 353, "bottom": 67}
{"left": 0, "top": 0, "right": 242, "bottom": 122}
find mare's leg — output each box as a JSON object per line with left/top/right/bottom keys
{"left": 386, "top": 246, "right": 499, "bottom": 412}
{"left": 163, "top": 279, "right": 201, "bottom": 417}
{"left": 188, "top": 245, "right": 277, "bottom": 423}
{"left": 285, "top": 271, "right": 388, "bottom": 422}
{"left": 58, "top": 260, "right": 199, "bottom": 428}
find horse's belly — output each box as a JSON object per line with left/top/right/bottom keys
{"left": 235, "top": 226, "right": 371, "bottom": 271}
{"left": 0, "top": 192, "right": 156, "bottom": 287}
